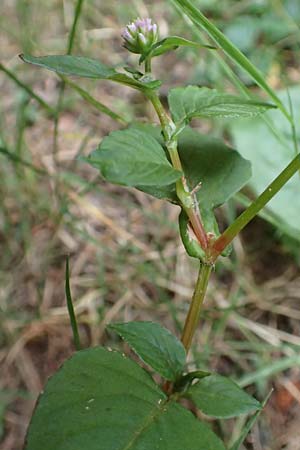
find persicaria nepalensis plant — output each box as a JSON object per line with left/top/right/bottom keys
{"left": 20, "top": 14, "right": 300, "bottom": 450}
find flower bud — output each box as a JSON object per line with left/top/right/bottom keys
{"left": 122, "top": 18, "right": 159, "bottom": 55}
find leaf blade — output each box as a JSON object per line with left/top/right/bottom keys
{"left": 140, "top": 36, "right": 215, "bottom": 62}
{"left": 87, "top": 127, "right": 182, "bottom": 187}
{"left": 20, "top": 54, "right": 161, "bottom": 91}
{"left": 185, "top": 374, "right": 261, "bottom": 419}
{"left": 108, "top": 321, "right": 186, "bottom": 381}
{"left": 20, "top": 54, "right": 116, "bottom": 79}
{"left": 25, "top": 347, "right": 226, "bottom": 450}
{"left": 169, "top": 0, "right": 291, "bottom": 121}
{"left": 168, "top": 86, "right": 275, "bottom": 124}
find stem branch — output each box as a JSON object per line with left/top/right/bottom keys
{"left": 212, "top": 154, "right": 300, "bottom": 259}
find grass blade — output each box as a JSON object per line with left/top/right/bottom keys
{"left": 62, "top": 76, "right": 128, "bottom": 124}
{"left": 0, "top": 146, "right": 46, "bottom": 175}
{"left": 67, "top": 0, "right": 85, "bottom": 55}
{"left": 0, "top": 63, "right": 55, "bottom": 115}
{"left": 169, "top": 0, "right": 291, "bottom": 122}
{"left": 229, "top": 390, "right": 273, "bottom": 450}
{"left": 65, "top": 256, "right": 81, "bottom": 351}
{"left": 53, "top": 0, "right": 85, "bottom": 160}
{"left": 238, "top": 354, "right": 300, "bottom": 388}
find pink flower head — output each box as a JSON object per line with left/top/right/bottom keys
{"left": 122, "top": 18, "right": 159, "bottom": 54}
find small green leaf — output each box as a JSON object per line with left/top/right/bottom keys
{"left": 140, "top": 36, "right": 215, "bottom": 62}
{"left": 108, "top": 321, "right": 186, "bottom": 381}
{"left": 168, "top": 86, "right": 275, "bottom": 124}
{"left": 87, "top": 127, "right": 181, "bottom": 187}
{"left": 185, "top": 374, "right": 261, "bottom": 418}
{"left": 25, "top": 347, "right": 226, "bottom": 450}
{"left": 20, "top": 54, "right": 116, "bottom": 78}
{"left": 20, "top": 54, "right": 161, "bottom": 91}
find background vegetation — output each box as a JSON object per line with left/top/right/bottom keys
{"left": 1, "top": 1, "right": 300, "bottom": 449}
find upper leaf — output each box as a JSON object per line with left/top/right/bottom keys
{"left": 168, "top": 86, "right": 276, "bottom": 124}
{"left": 169, "top": 0, "right": 290, "bottom": 120}
{"left": 140, "top": 36, "right": 215, "bottom": 62}
{"left": 20, "top": 54, "right": 161, "bottom": 90}
{"left": 87, "top": 127, "right": 181, "bottom": 187}
{"left": 184, "top": 373, "right": 261, "bottom": 419}
{"left": 108, "top": 321, "right": 186, "bottom": 381}
{"left": 25, "top": 347, "right": 226, "bottom": 450}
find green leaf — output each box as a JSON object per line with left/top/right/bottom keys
{"left": 177, "top": 127, "right": 252, "bottom": 211}
{"left": 168, "top": 0, "right": 291, "bottom": 121}
{"left": 185, "top": 374, "right": 261, "bottom": 419}
{"left": 20, "top": 54, "right": 116, "bottom": 78}
{"left": 108, "top": 321, "right": 186, "bottom": 381}
{"left": 87, "top": 127, "right": 181, "bottom": 187}
{"left": 20, "top": 54, "right": 161, "bottom": 91}
{"left": 130, "top": 124, "right": 250, "bottom": 259}
{"left": 230, "top": 86, "right": 300, "bottom": 238}
{"left": 131, "top": 124, "right": 251, "bottom": 210}
{"left": 25, "top": 347, "right": 226, "bottom": 450}
{"left": 140, "top": 36, "right": 215, "bottom": 62}
{"left": 168, "top": 86, "right": 275, "bottom": 124}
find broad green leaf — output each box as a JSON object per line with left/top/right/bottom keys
{"left": 131, "top": 124, "right": 250, "bottom": 259}
{"left": 140, "top": 36, "right": 215, "bottom": 62}
{"left": 20, "top": 54, "right": 161, "bottom": 90}
{"left": 177, "top": 127, "right": 252, "bottom": 211}
{"left": 132, "top": 124, "right": 251, "bottom": 211}
{"left": 230, "top": 86, "right": 300, "bottom": 238}
{"left": 185, "top": 374, "right": 261, "bottom": 419}
{"left": 25, "top": 347, "right": 226, "bottom": 450}
{"left": 169, "top": 0, "right": 291, "bottom": 121}
{"left": 168, "top": 86, "right": 275, "bottom": 124}
{"left": 108, "top": 321, "right": 186, "bottom": 381}
{"left": 87, "top": 127, "right": 181, "bottom": 187}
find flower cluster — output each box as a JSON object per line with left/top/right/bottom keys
{"left": 122, "top": 18, "right": 159, "bottom": 55}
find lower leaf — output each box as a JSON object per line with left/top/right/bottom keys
{"left": 25, "top": 347, "right": 225, "bottom": 450}
{"left": 184, "top": 373, "right": 261, "bottom": 419}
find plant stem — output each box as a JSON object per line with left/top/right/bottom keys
{"left": 211, "top": 154, "right": 300, "bottom": 259}
{"left": 181, "top": 263, "right": 212, "bottom": 352}
{"left": 146, "top": 91, "right": 208, "bottom": 250}
{"left": 145, "top": 57, "right": 152, "bottom": 74}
